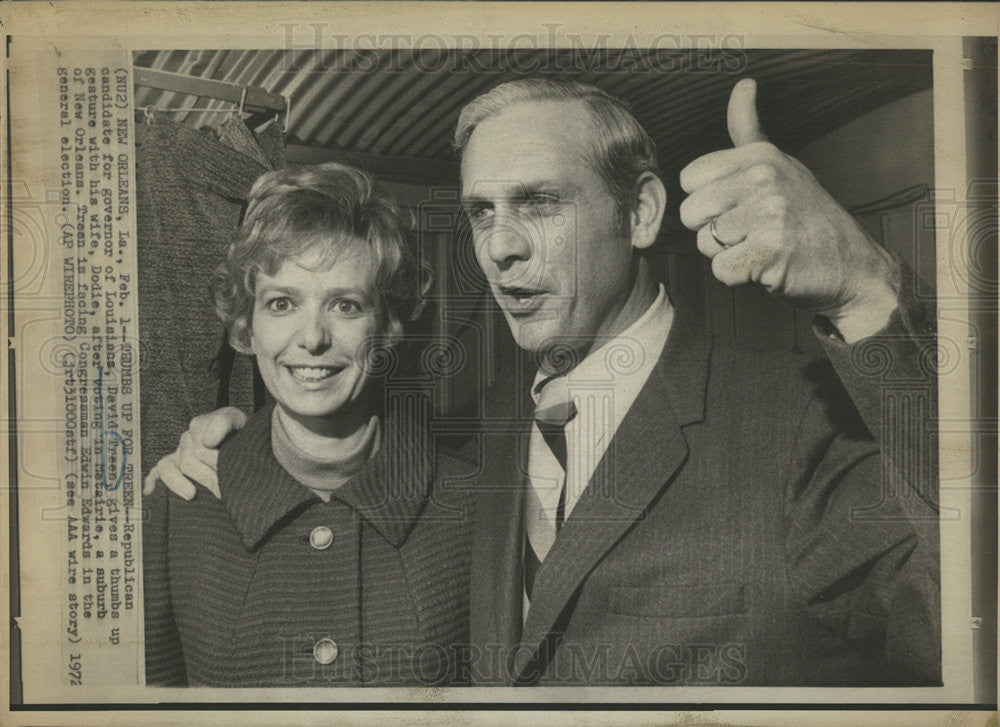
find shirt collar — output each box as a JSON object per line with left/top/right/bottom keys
{"left": 531, "top": 284, "right": 673, "bottom": 407}
{"left": 218, "top": 401, "right": 433, "bottom": 551}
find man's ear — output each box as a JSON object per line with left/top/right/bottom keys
{"left": 629, "top": 172, "right": 667, "bottom": 251}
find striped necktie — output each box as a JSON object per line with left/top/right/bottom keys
{"left": 524, "top": 382, "right": 577, "bottom": 609}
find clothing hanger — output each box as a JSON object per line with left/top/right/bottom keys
{"left": 134, "top": 68, "right": 288, "bottom": 124}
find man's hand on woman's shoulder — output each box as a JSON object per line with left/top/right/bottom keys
{"left": 142, "top": 407, "right": 249, "bottom": 500}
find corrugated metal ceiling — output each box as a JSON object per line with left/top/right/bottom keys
{"left": 133, "top": 48, "right": 932, "bottom": 183}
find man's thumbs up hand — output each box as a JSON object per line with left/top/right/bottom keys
{"left": 727, "top": 78, "right": 768, "bottom": 146}
{"left": 679, "top": 78, "right": 900, "bottom": 343}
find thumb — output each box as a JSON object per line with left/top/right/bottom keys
{"left": 727, "top": 78, "right": 768, "bottom": 147}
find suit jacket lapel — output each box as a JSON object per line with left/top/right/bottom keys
{"left": 514, "top": 308, "right": 712, "bottom": 680}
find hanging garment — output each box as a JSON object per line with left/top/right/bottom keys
{"left": 135, "top": 113, "right": 285, "bottom": 473}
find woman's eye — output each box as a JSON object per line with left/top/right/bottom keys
{"left": 334, "top": 299, "right": 362, "bottom": 315}
{"left": 264, "top": 297, "right": 293, "bottom": 313}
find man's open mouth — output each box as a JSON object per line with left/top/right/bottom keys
{"left": 499, "top": 285, "right": 544, "bottom": 301}
{"left": 497, "top": 285, "right": 547, "bottom": 314}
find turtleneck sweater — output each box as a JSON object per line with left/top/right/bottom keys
{"left": 270, "top": 406, "right": 381, "bottom": 501}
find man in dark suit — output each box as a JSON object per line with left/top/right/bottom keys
{"left": 149, "top": 78, "right": 939, "bottom": 686}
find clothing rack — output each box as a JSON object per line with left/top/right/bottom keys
{"left": 133, "top": 67, "right": 289, "bottom": 119}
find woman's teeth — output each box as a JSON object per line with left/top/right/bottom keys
{"left": 286, "top": 365, "right": 337, "bottom": 381}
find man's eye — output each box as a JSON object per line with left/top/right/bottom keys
{"left": 465, "top": 206, "right": 494, "bottom": 224}
{"left": 265, "top": 297, "right": 293, "bottom": 313}
{"left": 528, "top": 194, "right": 561, "bottom": 211}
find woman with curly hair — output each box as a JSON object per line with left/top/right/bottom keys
{"left": 143, "top": 163, "right": 472, "bottom": 687}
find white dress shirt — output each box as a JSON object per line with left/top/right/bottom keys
{"left": 526, "top": 284, "right": 674, "bottom": 526}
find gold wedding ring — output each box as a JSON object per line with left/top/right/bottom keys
{"left": 709, "top": 218, "right": 726, "bottom": 248}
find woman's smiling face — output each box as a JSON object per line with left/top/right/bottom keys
{"left": 250, "top": 242, "right": 379, "bottom": 434}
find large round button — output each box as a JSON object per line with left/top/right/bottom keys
{"left": 313, "top": 638, "right": 338, "bottom": 665}
{"left": 309, "top": 526, "right": 333, "bottom": 550}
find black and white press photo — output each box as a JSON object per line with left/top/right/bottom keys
{"left": 134, "top": 46, "right": 942, "bottom": 687}
{"left": 3, "top": 4, "right": 996, "bottom": 724}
